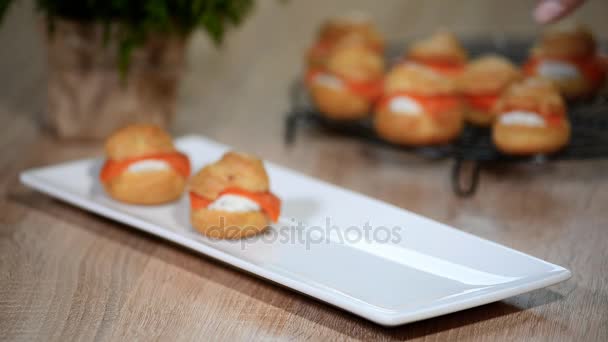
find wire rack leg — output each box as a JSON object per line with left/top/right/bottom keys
{"left": 451, "top": 159, "right": 482, "bottom": 197}
{"left": 285, "top": 111, "right": 300, "bottom": 145}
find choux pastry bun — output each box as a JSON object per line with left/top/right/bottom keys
{"left": 307, "top": 12, "right": 384, "bottom": 68}
{"left": 492, "top": 78, "right": 571, "bottom": 155}
{"left": 523, "top": 24, "right": 605, "bottom": 98}
{"left": 374, "top": 63, "right": 464, "bottom": 145}
{"left": 189, "top": 152, "right": 281, "bottom": 239}
{"left": 100, "top": 124, "right": 190, "bottom": 205}
{"left": 307, "top": 41, "right": 385, "bottom": 120}
{"left": 457, "top": 55, "right": 522, "bottom": 126}
{"left": 405, "top": 31, "right": 468, "bottom": 78}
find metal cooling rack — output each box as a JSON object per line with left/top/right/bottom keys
{"left": 285, "top": 38, "right": 608, "bottom": 196}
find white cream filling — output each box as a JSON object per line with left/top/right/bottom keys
{"left": 314, "top": 73, "right": 343, "bottom": 89}
{"left": 126, "top": 159, "right": 170, "bottom": 173}
{"left": 389, "top": 96, "right": 423, "bottom": 116}
{"left": 207, "top": 194, "right": 260, "bottom": 213}
{"left": 499, "top": 111, "right": 546, "bottom": 127}
{"left": 538, "top": 60, "right": 581, "bottom": 81}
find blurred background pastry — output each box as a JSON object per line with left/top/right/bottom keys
{"left": 405, "top": 31, "right": 468, "bottom": 78}
{"left": 374, "top": 63, "right": 463, "bottom": 145}
{"left": 458, "top": 55, "right": 522, "bottom": 126}
{"left": 100, "top": 124, "right": 191, "bottom": 205}
{"left": 307, "top": 41, "right": 385, "bottom": 120}
{"left": 189, "top": 152, "right": 280, "bottom": 239}
{"left": 523, "top": 24, "right": 605, "bottom": 98}
{"left": 493, "top": 78, "right": 571, "bottom": 155}
{"left": 306, "top": 12, "right": 384, "bottom": 69}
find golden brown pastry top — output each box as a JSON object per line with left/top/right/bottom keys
{"left": 457, "top": 55, "right": 522, "bottom": 94}
{"left": 407, "top": 31, "right": 468, "bottom": 64}
{"left": 494, "top": 77, "right": 566, "bottom": 115}
{"left": 190, "top": 152, "right": 270, "bottom": 200}
{"left": 317, "top": 12, "right": 384, "bottom": 49}
{"left": 326, "top": 42, "right": 385, "bottom": 81}
{"left": 105, "top": 124, "right": 176, "bottom": 161}
{"left": 384, "top": 62, "right": 457, "bottom": 95}
{"left": 531, "top": 24, "right": 596, "bottom": 59}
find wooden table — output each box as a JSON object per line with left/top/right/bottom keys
{"left": 1, "top": 1, "right": 607, "bottom": 340}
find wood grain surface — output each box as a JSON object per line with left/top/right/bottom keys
{"left": 1, "top": 1, "right": 608, "bottom": 341}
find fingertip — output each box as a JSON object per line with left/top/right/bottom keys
{"left": 534, "top": 1, "right": 565, "bottom": 24}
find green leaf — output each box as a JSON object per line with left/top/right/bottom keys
{"left": 118, "top": 37, "right": 136, "bottom": 80}
{"left": 1, "top": 0, "right": 268, "bottom": 74}
{"left": 0, "top": 0, "right": 14, "bottom": 24}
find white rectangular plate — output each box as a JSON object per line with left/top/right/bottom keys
{"left": 20, "top": 135, "right": 570, "bottom": 326}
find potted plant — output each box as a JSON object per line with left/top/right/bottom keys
{"left": 0, "top": 0, "right": 254, "bottom": 139}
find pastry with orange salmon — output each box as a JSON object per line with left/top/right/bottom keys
{"left": 405, "top": 31, "right": 468, "bottom": 78}
{"left": 458, "top": 55, "right": 522, "bottom": 126}
{"left": 307, "top": 12, "right": 384, "bottom": 68}
{"left": 374, "top": 63, "right": 464, "bottom": 145}
{"left": 100, "top": 124, "right": 190, "bottom": 205}
{"left": 189, "top": 152, "right": 281, "bottom": 239}
{"left": 523, "top": 24, "right": 605, "bottom": 98}
{"left": 307, "top": 42, "right": 385, "bottom": 120}
{"left": 492, "top": 78, "right": 571, "bottom": 155}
